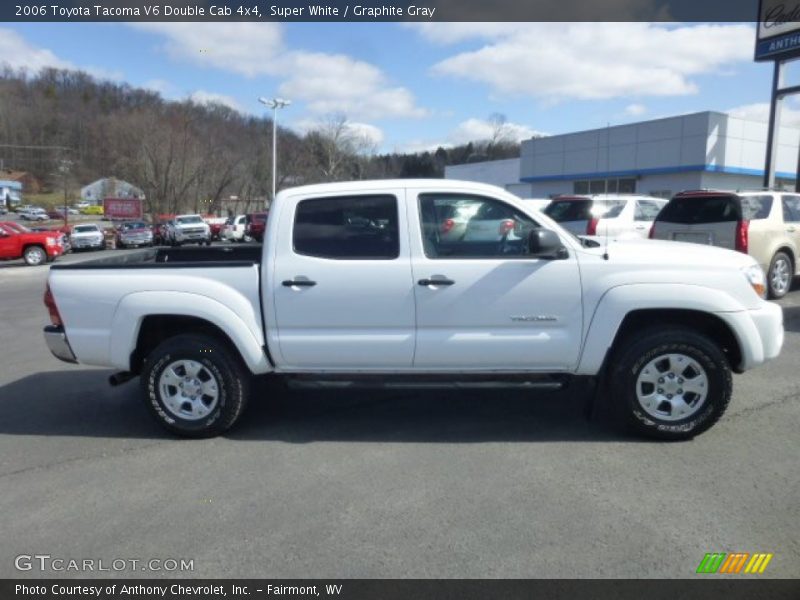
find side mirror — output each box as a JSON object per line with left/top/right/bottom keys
{"left": 527, "top": 228, "right": 568, "bottom": 259}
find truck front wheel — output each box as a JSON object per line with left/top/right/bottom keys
{"left": 23, "top": 245, "right": 46, "bottom": 266}
{"left": 141, "top": 334, "right": 250, "bottom": 437}
{"left": 610, "top": 327, "right": 732, "bottom": 440}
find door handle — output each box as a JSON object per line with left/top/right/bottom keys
{"left": 282, "top": 279, "right": 317, "bottom": 287}
{"left": 787, "top": 227, "right": 797, "bottom": 233}
{"left": 418, "top": 278, "right": 455, "bottom": 286}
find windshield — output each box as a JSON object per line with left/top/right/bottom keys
{"left": 74, "top": 225, "right": 99, "bottom": 233}
{"left": 590, "top": 200, "right": 626, "bottom": 219}
{"left": 4, "top": 222, "right": 29, "bottom": 232}
{"left": 122, "top": 221, "right": 148, "bottom": 230}
{"left": 176, "top": 216, "right": 203, "bottom": 224}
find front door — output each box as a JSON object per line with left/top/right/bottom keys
{"left": 410, "top": 192, "right": 583, "bottom": 371}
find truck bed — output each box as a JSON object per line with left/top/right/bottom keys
{"left": 51, "top": 245, "right": 262, "bottom": 270}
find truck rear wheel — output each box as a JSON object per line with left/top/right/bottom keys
{"left": 610, "top": 327, "right": 732, "bottom": 440}
{"left": 767, "top": 251, "right": 792, "bottom": 299}
{"left": 141, "top": 334, "right": 250, "bottom": 437}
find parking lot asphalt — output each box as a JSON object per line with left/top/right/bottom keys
{"left": 0, "top": 248, "right": 798, "bottom": 579}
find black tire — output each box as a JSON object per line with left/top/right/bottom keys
{"left": 609, "top": 327, "right": 732, "bottom": 440}
{"left": 23, "top": 245, "right": 46, "bottom": 266}
{"left": 141, "top": 334, "right": 251, "bottom": 437}
{"left": 767, "top": 251, "right": 793, "bottom": 299}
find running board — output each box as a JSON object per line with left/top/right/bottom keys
{"left": 285, "top": 374, "right": 569, "bottom": 391}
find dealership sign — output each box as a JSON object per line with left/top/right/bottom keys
{"left": 103, "top": 197, "right": 143, "bottom": 219}
{"left": 756, "top": 0, "right": 800, "bottom": 60}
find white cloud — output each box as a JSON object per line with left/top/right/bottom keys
{"left": 624, "top": 103, "right": 647, "bottom": 116}
{"left": 424, "top": 23, "right": 754, "bottom": 102}
{"left": 292, "top": 117, "right": 384, "bottom": 149}
{"left": 727, "top": 102, "right": 800, "bottom": 127}
{"left": 0, "top": 27, "right": 73, "bottom": 72}
{"left": 132, "top": 23, "right": 427, "bottom": 120}
{"left": 448, "top": 117, "right": 546, "bottom": 145}
{"left": 345, "top": 122, "right": 385, "bottom": 147}
{"left": 278, "top": 52, "right": 427, "bottom": 120}
{"left": 393, "top": 117, "right": 545, "bottom": 154}
{"left": 131, "top": 23, "right": 284, "bottom": 78}
{"left": 188, "top": 90, "right": 243, "bottom": 111}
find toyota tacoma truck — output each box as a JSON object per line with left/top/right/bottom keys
{"left": 42, "top": 180, "right": 784, "bottom": 439}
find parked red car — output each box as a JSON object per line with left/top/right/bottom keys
{"left": 245, "top": 212, "right": 268, "bottom": 243}
{"left": 0, "top": 222, "right": 64, "bottom": 265}
{"left": 205, "top": 217, "right": 227, "bottom": 241}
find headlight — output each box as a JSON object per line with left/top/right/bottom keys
{"left": 46, "top": 237, "right": 56, "bottom": 246}
{"left": 742, "top": 263, "right": 766, "bottom": 299}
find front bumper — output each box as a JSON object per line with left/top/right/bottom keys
{"left": 72, "top": 238, "right": 104, "bottom": 249}
{"left": 750, "top": 301, "right": 784, "bottom": 364}
{"left": 175, "top": 231, "right": 210, "bottom": 241}
{"left": 44, "top": 325, "right": 77, "bottom": 364}
{"left": 120, "top": 236, "right": 153, "bottom": 246}
{"left": 719, "top": 301, "right": 784, "bottom": 372}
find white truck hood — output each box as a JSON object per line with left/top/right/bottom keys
{"left": 576, "top": 237, "right": 764, "bottom": 310}
{"left": 581, "top": 237, "right": 757, "bottom": 270}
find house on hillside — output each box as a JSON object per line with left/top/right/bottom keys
{"left": 0, "top": 180, "right": 22, "bottom": 209}
{"left": 81, "top": 177, "right": 144, "bottom": 204}
{"left": 0, "top": 169, "right": 42, "bottom": 194}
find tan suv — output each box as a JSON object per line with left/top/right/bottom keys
{"left": 651, "top": 190, "right": 800, "bottom": 298}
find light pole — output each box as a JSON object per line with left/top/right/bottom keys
{"left": 258, "top": 97, "right": 291, "bottom": 204}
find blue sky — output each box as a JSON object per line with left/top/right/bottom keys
{"left": 0, "top": 22, "right": 789, "bottom": 153}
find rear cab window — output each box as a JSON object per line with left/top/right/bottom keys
{"left": 293, "top": 195, "right": 399, "bottom": 260}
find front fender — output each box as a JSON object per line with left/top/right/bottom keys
{"left": 109, "top": 291, "right": 272, "bottom": 375}
{"left": 576, "top": 283, "right": 747, "bottom": 375}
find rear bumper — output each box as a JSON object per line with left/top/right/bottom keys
{"left": 44, "top": 325, "right": 78, "bottom": 364}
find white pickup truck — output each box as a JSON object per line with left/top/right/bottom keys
{"left": 43, "top": 180, "right": 784, "bottom": 440}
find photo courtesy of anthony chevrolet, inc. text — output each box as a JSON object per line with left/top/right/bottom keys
{"left": 0, "top": 0, "right": 798, "bottom": 598}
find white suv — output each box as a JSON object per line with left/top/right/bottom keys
{"left": 651, "top": 190, "right": 800, "bottom": 298}
{"left": 544, "top": 194, "right": 667, "bottom": 239}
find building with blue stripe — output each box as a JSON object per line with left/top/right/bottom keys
{"left": 445, "top": 111, "right": 800, "bottom": 199}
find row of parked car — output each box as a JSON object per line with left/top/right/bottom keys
{"left": 532, "top": 190, "right": 800, "bottom": 298}
{"left": 0, "top": 209, "right": 270, "bottom": 265}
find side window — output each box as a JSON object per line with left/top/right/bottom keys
{"left": 635, "top": 200, "right": 665, "bottom": 221}
{"left": 741, "top": 195, "right": 773, "bottom": 220}
{"left": 782, "top": 195, "right": 800, "bottom": 222}
{"left": 293, "top": 194, "right": 399, "bottom": 260}
{"left": 419, "top": 193, "right": 538, "bottom": 259}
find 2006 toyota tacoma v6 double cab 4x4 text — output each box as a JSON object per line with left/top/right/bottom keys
{"left": 42, "top": 180, "right": 784, "bottom": 439}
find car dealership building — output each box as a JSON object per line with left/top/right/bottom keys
{"left": 445, "top": 111, "right": 800, "bottom": 199}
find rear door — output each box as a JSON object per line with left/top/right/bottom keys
{"left": 270, "top": 187, "right": 416, "bottom": 369}
{"left": 782, "top": 195, "right": 800, "bottom": 275}
{"left": 633, "top": 199, "right": 667, "bottom": 238}
{"left": 410, "top": 191, "right": 583, "bottom": 371}
{"left": 653, "top": 194, "right": 740, "bottom": 248}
